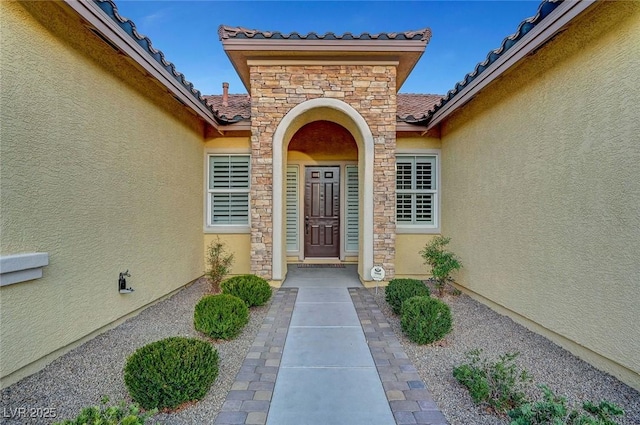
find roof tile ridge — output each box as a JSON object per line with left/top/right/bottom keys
{"left": 425, "top": 0, "right": 563, "bottom": 121}
{"left": 219, "top": 25, "right": 432, "bottom": 42}
{"left": 94, "top": 0, "right": 232, "bottom": 123}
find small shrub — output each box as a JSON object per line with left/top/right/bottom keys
{"left": 221, "top": 274, "right": 272, "bottom": 307}
{"left": 400, "top": 295, "right": 452, "bottom": 344}
{"left": 194, "top": 294, "right": 249, "bottom": 340}
{"left": 205, "top": 237, "right": 235, "bottom": 293}
{"left": 54, "top": 396, "right": 156, "bottom": 425}
{"left": 453, "top": 349, "right": 531, "bottom": 414}
{"left": 420, "top": 236, "right": 462, "bottom": 296}
{"left": 124, "top": 337, "right": 219, "bottom": 411}
{"left": 385, "top": 278, "right": 431, "bottom": 315}
{"left": 509, "top": 385, "right": 625, "bottom": 425}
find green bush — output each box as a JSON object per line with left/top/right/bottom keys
{"left": 194, "top": 294, "right": 249, "bottom": 340}
{"left": 54, "top": 396, "right": 156, "bottom": 425}
{"left": 205, "top": 237, "right": 235, "bottom": 293}
{"left": 221, "top": 274, "right": 272, "bottom": 307}
{"left": 453, "top": 349, "right": 531, "bottom": 414}
{"left": 420, "top": 236, "right": 462, "bottom": 296}
{"left": 400, "top": 295, "right": 452, "bottom": 344}
{"left": 124, "top": 337, "right": 218, "bottom": 411}
{"left": 385, "top": 278, "right": 431, "bottom": 315}
{"left": 509, "top": 385, "right": 625, "bottom": 425}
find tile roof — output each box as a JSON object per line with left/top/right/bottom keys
{"left": 423, "top": 0, "right": 563, "bottom": 124}
{"left": 218, "top": 26, "right": 432, "bottom": 42}
{"left": 204, "top": 94, "right": 252, "bottom": 123}
{"left": 204, "top": 93, "right": 444, "bottom": 124}
{"left": 93, "top": 0, "right": 234, "bottom": 124}
{"left": 397, "top": 94, "right": 443, "bottom": 123}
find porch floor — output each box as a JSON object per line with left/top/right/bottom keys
{"left": 214, "top": 267, "right": 448, "bottom": 425}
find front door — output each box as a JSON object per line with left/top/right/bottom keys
{"left": 304, "top": 166, "right": 340, "bottom": 257}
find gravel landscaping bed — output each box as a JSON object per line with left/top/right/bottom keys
{"left": 3, "top": 277, "right": 638, "bottom": 425}
{"left": 370, "top": 286, "right": 640, "bottom": 425}
{"left": 0, "top": 278, "right": 270, "bottom": 424}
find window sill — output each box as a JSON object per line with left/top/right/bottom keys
{"left": 204, "top": 226, "right": 251, "bottom": 234}
{"left": 396, "top": 225, "right": 441, "bottom": 235}
{"left": 0, "top": 253, "right": 49, "bottom": 287}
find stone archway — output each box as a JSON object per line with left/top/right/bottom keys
{"left": 272, "top": 98, "right": 374, "bottom": 281}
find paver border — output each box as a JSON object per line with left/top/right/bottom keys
{"left": 214, "top": 288, "right": 298, "bottom": 425}
{"left": 349, "top": 287, "right": 449, "bottom": 425}
{"left": 214, "top": 286, "right": 448, "bottom": 425}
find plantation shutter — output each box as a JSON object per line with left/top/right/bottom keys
{"left": 286, "top": 165, "right": 299, "bottom": 252}
{"left": 209, "top": 155, "right": 250, "bottom": 225}
{"left": 345, "top": 165, "right": 359, "bottom": 252}
{"left": 415, "top": 156, "right": 435, "bottom": 224}
{"left": 396, "top": 156, "right": 436, "bottom": 225}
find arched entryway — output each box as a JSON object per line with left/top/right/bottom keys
{"left": 272, "top": 98, "right": 374, "bottom": 281}
{"left": 288, "top": 120, "right": 357, "bottom": 260}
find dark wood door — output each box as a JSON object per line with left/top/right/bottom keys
{"left": 304, "top": 166, "right": 340, "bottom": 257}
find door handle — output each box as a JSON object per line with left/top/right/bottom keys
{"left": 305, "top": 216, "right": 309, "bottom": 234}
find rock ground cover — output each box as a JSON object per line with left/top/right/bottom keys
{"left": 0, "top": 278, "right": 270, "bottom": 425}
{"left": 2, "top": 278, "right": 638, "bottom": 425}
{"left": 370, "top": 286, "right": 640, "bottom": 425}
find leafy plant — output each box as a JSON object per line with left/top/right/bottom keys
{"left": 54, "top": 396, "right": 156, "bottom": 425}
{"left": 124, "top": 337, "right": 219, "bottom": 411}
{"left": 400, "top": 295, "right": 452, "bottom": 344}
{"left": 221, "top": 274, "right": 272, "bottom": 307}
{"left": 509, "top": 385, "right": 625, "bottom": 425}
{"left": 385, "top": 278, "right": 431, "bottom": 315}
{"left": 420, "top": 236, "right": 462, "bottom": 296}
{"left": 194, "top": 294, "right": 249, "bottom": 339}
{"left": 453, "top": 349, "right": 531, "bottom": 414}
{"left": 205, "top": 237, "right": 235, "bottom": 293}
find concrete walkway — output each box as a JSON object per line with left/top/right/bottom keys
{"left": 214, "top": 265, "right": 448, "bottom": 425}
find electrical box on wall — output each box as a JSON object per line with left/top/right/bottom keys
{"left": 118, "top": 270, "right": 134, "bottom": 294}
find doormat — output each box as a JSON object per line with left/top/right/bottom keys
{"left": 297, "top": 264, "right": 345, "bottom": 268}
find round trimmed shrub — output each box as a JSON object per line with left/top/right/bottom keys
{"left": 385, "top": 278, "right": 431, "bottom": 315}
{"left": 124, "top": 337, "right": 218, "bottom": 410}
{"left": 221, "top": 274, "right": 272, "bottom": 307}
{"left": 194, "top": 294, "right": 249, "bottom": 340}
{"left": 400, "top": 296, "right": 452, "bottom": 344}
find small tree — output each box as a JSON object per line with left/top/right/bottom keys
{"left": 420, "top": 236, "right": 462, "bottom": 296}
{"left": 205, "top": 237, "right": 234, "bottom": 293}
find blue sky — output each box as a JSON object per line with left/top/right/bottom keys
{"left": 114, "top": 1, "right": 542, "bottom": 96}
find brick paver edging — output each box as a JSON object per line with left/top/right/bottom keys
{"left": 214, "top": 288, "right": 298, "bottom": 425}
{"left": 349, "top": 288, "right": 449, "bottom": 425}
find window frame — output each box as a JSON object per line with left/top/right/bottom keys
{"left": 396, "top": 150, "right": 441, "bottom": 234}
{"left": 204, "top": 152, "right": 251, "bottom": 233}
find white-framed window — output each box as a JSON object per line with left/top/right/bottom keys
{"left": 207, "top": 154, "right": 250, "bottom": 227}
{"left": 396, "top": 154, "right": 439, "bottom": 231}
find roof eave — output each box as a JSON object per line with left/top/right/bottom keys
{"left": 221, "top": 38, "right": 428, "bottom": 92}
{"left": 62, "top": 0, "right": 220, "bottom": 130}
{"left": 427, "top": 0, "right": 598, "bottom": 130}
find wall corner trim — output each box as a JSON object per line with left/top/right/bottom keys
{"left": 0, "top": 253, "right": 49, "bottom": 287}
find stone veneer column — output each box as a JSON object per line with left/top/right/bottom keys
{"left": 250, "top": 65, "right": 397, "bottom": 280}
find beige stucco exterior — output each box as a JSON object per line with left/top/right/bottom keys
{"left": 439, "top": 1, "right": 640, "bottom": 388}
{"left": 2, "top": 0, "right": 638, "bottom": 394}
{"left": 394, "top": 136, "right": 442, "bottom": 277}
{"left": 203, "top": 137, "right": 252, "bottom": 277}
{"left": 0, "top": 2, "right": 205, "bottom": 386}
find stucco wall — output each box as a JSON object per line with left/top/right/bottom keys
{"left": 395, "top": 136, "right": 442, "bottom": 277}
{"left": 203, "top": 137, "right": 252, "bottom": 277}
{"left": 0, "top": 2, "right": 204, "bottom": 386}
{"left": 440, "top": 1, "right": 640, "bottom": 388}
{"left": 203, "top": 235, "right": 252, "bottom": 276}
